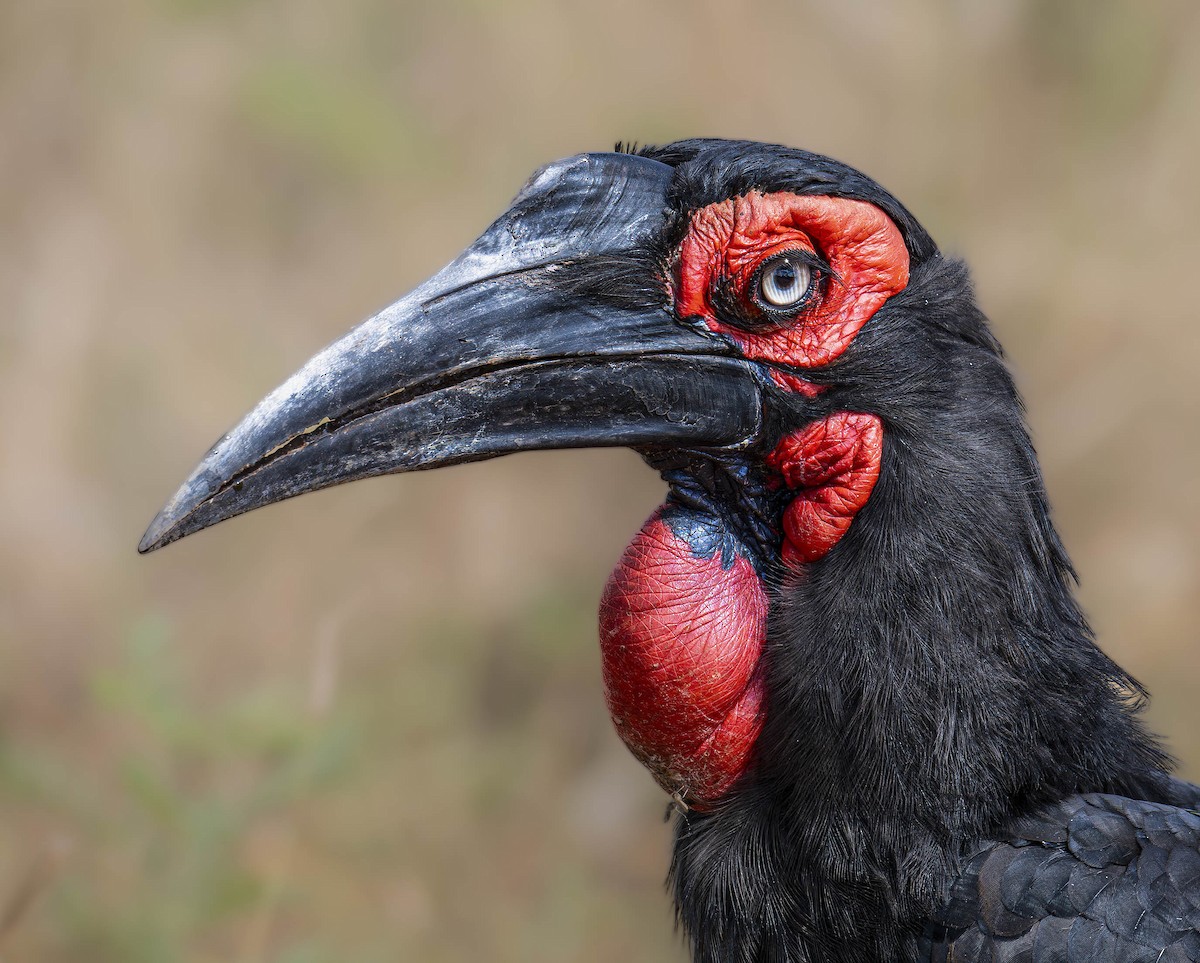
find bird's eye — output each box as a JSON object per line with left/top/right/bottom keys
{"left": 755, "top": 254, "right": 813, "bottom": 310}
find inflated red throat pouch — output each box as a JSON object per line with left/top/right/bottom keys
{"left": 599, "top": 507, "right": 766, "bottom": 808}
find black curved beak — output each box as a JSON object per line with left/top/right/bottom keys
{"left": 139, "top": 152, "right": 765, "bottom": 554}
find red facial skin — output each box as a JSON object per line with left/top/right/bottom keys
{"left": 768, "top": 368, "right": 826, "bottom": 397}
{"left": 678, "top": 192, "right": 908, "bottom": 368}
{"left": 599, "top": 193, "right": 907, "bottom": 809}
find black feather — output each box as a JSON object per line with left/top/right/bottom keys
{"left": 921, "top": 795, "right": 1200, "bottom": 962}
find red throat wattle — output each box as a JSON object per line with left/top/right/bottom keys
{"left": 599, "top": 192, "right": 904, "bottom": 809}
{"left": 768, "top": 412, "right": 885, "bottom": 568}
{"left": 599, "top": 509, "right": 768, "bottom": 808}
{"left": 597, "top": 412, "right": 884, "bottom": 810}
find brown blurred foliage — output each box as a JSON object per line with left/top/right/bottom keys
{"left": 1, "top": 0, "right": 1198, "bottom": 960}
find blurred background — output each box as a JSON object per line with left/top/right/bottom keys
{"left": 2, "top": 0, "right": 1198, "bottom": 960}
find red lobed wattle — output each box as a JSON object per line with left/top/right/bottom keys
{"left": 598, "top": 509, "right": 767, "bottom": 808}
{"left": 767, "top": 411, "right": 885, "bottom": 567}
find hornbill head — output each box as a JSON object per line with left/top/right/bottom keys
{"left": 140, "top": 139, "right": 941, "bottom": 811}
{"left": 142, "top": 138, "right": 1196, "bottom": 963}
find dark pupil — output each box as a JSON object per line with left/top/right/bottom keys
{"left": 773, "top": 264, "right": 797, "bottom": 290}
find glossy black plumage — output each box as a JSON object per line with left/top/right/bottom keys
{"left": 923, "top": 791, "right": 1200, "bottom": 962}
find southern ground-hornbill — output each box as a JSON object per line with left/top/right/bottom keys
{"left": 141, "top": 140, "right": 1200, "bottom": 962}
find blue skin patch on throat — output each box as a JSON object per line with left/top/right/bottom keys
{"left": 642, "top": 453, "right": 789, "bottom": 575}
{"left": 659, "top": 503, "right": 747, "bottom": 571}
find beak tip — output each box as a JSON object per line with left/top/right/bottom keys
{"left": 139, "top": 489, "right": 201, "bottom": 554}
{"left": 139, "top": 462, "right": 230, "bottom": 555}
{"left": 138, "top": 515, "right": 174, "bottom": 554}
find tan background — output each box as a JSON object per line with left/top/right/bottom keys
{"left": 2, "top": 1, "right": 1198, "bottom": 960}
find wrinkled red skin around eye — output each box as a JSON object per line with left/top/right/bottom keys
{"left": 677, "top": 192, "right": 909, "bottom": 368}
{"left": 599, "top": 510, "right": 767, "bottom": 809}
{"left": 767, "top": 411, "right": 885, "bottom": 567}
